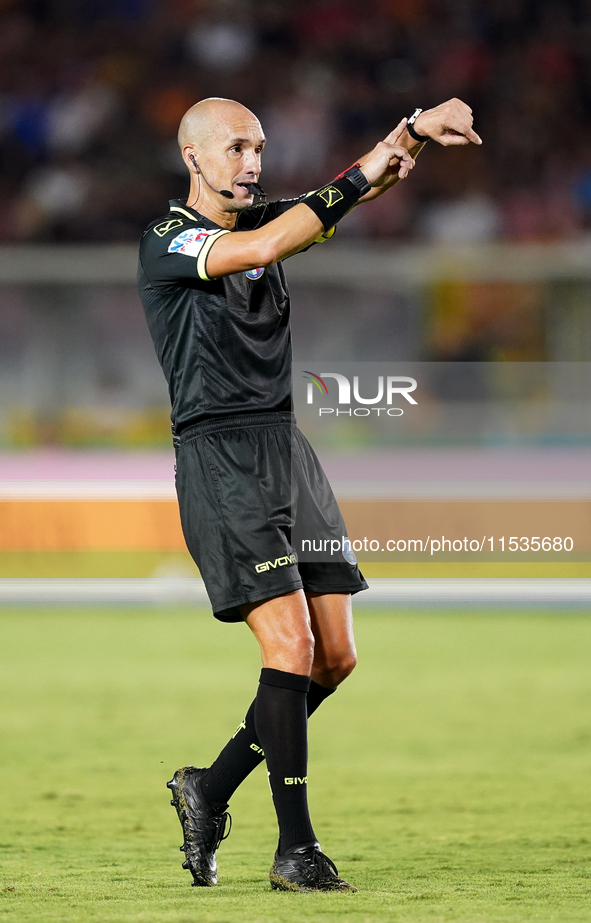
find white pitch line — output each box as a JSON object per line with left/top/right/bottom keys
{"left": 331, "top": 480, "right": 591, "bottom": 500}
{"left": 0, "top": 481, "right": 177, "bottom": 500}
{"left": 0, "top": 578, "right": 209, "bottom": 604}
{"left": 0, "top": 480, "right": 589, "bottom": 501}
{"left": 0, "top": 578, "right": 589, "bottom": 606}
{"left": 363, "top": 578, "right": 591, "bottom": 605}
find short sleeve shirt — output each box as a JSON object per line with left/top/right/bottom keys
{"left": 138, "top": 197, "right": 335, "bottom": 434}
{"left": 138, "top": 200, "right": 291, "bottom": 433}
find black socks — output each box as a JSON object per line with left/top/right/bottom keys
{"left": 200, "top": 678, "right": 334, "bottom": 805}
{"left": 199, "top": 698, "right": 260, "bottom": 808}
{"left": 254, "top": 668, "right": 315, "bottom": 853}
{"left": 307, "top": 678, "right": 336, "bottom": 716}
{"left": 200, "top": 673, "right": 335, "bottom": 853}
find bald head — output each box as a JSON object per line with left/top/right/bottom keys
{"left": 178, "top": 97, "right": 262, "bottom": 152}
{"left": 178, "top": 97, "right": 265, "bottom": 216}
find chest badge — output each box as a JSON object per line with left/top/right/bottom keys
{"left": 245, "top": 267, "right": 265, "bottom": 280}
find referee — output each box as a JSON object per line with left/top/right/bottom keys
{"left": 138, "top": 96, "right": 481, "bottom": 892}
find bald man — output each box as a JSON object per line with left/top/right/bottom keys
{"left": 138, "top": 96, "right": 481, "bottom": 892}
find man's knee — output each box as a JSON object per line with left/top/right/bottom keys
{"left": 256, "top": 626, "right": 314, "bottom": 676}
{"left": 284, "top": 631, "right": 315, "bottom": 674}
{"left": 313, "top": 648, "right": 357, "bottom": 688}
{"left": 243, "top": 590, "right": 315, "bottom": 675}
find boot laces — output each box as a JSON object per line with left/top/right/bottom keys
{"left": 211, "top": 811, "right": 232, "bottom": 851}
{"left": 303, "top": 848, "right": 339, "bottom": 880}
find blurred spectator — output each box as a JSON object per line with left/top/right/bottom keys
{"left": 14, "top": 160, "right": 92, "bottom": 240}
{"left": 262, "top": 84, "right": 333, "bottom": 190}
{"left": 186, "top": 3, "right": 258, "bottom": 72}
{"left": 47, "top": 75, "right": 121, "bottom": 156}
{"left": 420, "top": 192, "right": 501, "bottom": 242}
{"left": 0, "top": 0, "right": 590, "bottom": 242}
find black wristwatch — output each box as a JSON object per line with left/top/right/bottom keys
{"left": 407, "top": 108, "right": 429, "bottom": 143}
{"left": 342, "top": 163, "right": 372, "bottom": 196}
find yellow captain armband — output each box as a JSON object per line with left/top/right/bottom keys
{"left": 314, "top": 226, "right": 336, "bottom": 244}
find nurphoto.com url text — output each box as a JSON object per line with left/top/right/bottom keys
{"left": 302, "top": 536, "right": 575, "bottom": 556}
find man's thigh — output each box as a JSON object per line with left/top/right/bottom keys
{"left": 241, "top": 589, "right": 314, "bottom": 675}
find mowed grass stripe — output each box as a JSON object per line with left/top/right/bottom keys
{"left": 1, "top": 607, "right": 591, "bottom": 922}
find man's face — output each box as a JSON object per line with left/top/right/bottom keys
{"left": 198, "top": 112, "right": 265, "bottom": 211}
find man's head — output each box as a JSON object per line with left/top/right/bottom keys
{"left": 178, "top": 98, "right": 265, "bottom": 211}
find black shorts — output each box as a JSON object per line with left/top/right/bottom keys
{"left": 175, "top": 412, "right": 368, "bottom": 622}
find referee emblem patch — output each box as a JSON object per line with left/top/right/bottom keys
{"left": 245, "top": 267, "right": 265, "bottom": 280}
{"left": 343, "top": 544, "right": 357, "bottom": 565}
{"left": 318, "top": 186, "right": 344, "bottom": 208}
{"left": 168, "top": 227, "right": 218, "bottom": 256}
{"left": 153, "top": 218, "right": 183, "bottom": 237}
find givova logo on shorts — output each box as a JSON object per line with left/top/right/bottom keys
{"left": 255, "top": 553, "right": 297, "bottom": 574}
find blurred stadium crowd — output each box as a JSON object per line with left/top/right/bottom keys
{"left": 1, "top": 0, "right": 591, "bottom": 244}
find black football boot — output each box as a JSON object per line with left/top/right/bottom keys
{"left": 167, "top": 766, "right": 231, "bottom": 886}
{"left": 270, "top": 842, "right": 358, "bottom": 892}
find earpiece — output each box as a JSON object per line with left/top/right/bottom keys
{"left": 186, "top": 156, "right": 240, "bottom": 200}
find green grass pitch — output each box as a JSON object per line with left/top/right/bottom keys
{"left": 1, "top": 606, "right": 591, "bottom": 922}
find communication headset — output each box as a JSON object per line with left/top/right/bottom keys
{"left": 188, "top": 153, "right": 266, "bottom": 200}
{"left": 189, "top": 153, "right": 233, "bottom": 198}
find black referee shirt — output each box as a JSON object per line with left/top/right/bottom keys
{"left": 138, "top": 196, "right": 333, "bottom": 434}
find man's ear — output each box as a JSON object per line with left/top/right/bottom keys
{"left": 183, "top": 146, "right": 199, "bottom": 172}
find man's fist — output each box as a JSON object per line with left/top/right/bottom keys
{"left": 414, "top": 98, "right": 482, "bottom": 146}
{"left": 358, "top": 117, "right": 416, "bottom": 186}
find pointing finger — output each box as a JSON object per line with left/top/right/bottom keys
{"left": 383, "top": 117, "right": 408, "bottom": 145}
{"left": 464, "top": 126, "right": 482, "bottom": 145}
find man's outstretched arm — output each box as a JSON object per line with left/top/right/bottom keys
{"left": 204, "top": 134, "right": 415, "bottom": 279}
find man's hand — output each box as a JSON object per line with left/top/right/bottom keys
{"left": 357, "top": 118, "right": 416, "bottom": 186}
{"left": 414, "top": 98, "right": 482, "bottom": 146}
